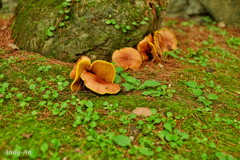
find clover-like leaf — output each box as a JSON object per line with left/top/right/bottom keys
{"left": 139, "top": 147, "right": 154, "bottom": 156}
{"left": 112, "top": 135, "right": 131, "bottom": 147}
{"left": 207, "top": 94, "right": 218, "bottom": 100}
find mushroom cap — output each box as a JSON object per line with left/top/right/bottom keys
{"left": 70, "top": 56, "right": 91, "bottom": 79}
{"left": 112, "top": 47, "right": 142, "bottom": 70}
{"left": 70, "top": 60, "right": 91, "bottom": 91}
{"left": 81, "top": 70, "right": 121, "bottom": 94}
{"left": 137, "top": 34, "right": 153, "bottom": 61}
{"left": 156, "top": 28, "right": 177, "bottom": 51}
{"left": 88, "top": 60, "right": 116, "bottom": 83}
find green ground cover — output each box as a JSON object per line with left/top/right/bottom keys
{"left": 0, "top": 16, "right": 240, "bottom": 160}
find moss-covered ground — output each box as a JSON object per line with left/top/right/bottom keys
{"left": 0, "top": 14, "right": 239, "bottom": 160}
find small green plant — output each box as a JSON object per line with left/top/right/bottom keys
{"left": 158, "top": 113, "right": 189, "bottom": 149}
{"left": 105, "top": 15, "right": 132, "bottom": 33}
{"left": 141, "top": 84, "right": 176, "bottom": 98}
{"left": 164, "top": 20, "right": 178, "bottom": 28}
{"left": 201, "top": 16, "right": 216, "bottom": 25}
{"left": 215, "top": 152, "right": 236, "bottom": 160}
{"left": 186, "top": 81, "right": 204, "bottom": 96}
{"left": 105, "top": 15, "right": 150, "bottom": 33}
{"left": 181, "top": 20, "right": 198, "bottom": 27}
{"left": 202, "top": 35, "right": 215, "bottom": 46}
{"left": 114, "top": 66, "right": 176, "bottom": 98}
{"left": 186, "top": 48, "right": 210, "bottom": 67}
{"left": 164, "top": 49, "right": 181, "bottom": 59}
{"left": 105, "top": 18, "right": 116, "bottom": 25}
{"left": 186, "top": 81, "right": 219, "bottom": 107}
{"left": 73, "top": 100, "right": 99, "bottom": 128}
{"left": 203, "top": 78, "right": 223, "bottom": 93}
{"left": 207, "top": 26, "right": 228, "bottom": 36}
{"left": 47, "top": 0, "right": 80, "bottom": 37}
{"left": 226, "top": 37, "right": 240, "bottom": 49}
{"left": 121, "top": 72, "right": 141, "bottom": 91}
{"left": 112, "top": 135, "right": 131, "bottom": 147}
{"left": 37, "top": 65, "right": 52, "bottom": 72}
{"left": 103, "top": 101, "right": 119, "bottom": 112}
{"left": 28, "top": 139, "right": 61, "bottom": 159}
{"left": 120, "top": 114, "right": 136, "bottom": 125}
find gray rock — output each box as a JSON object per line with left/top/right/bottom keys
{"left": 167, "top": 0, "right": 207, "bottom": 19}
{"left": 12, "top": 0, "right": 168, "bottom": 62}
{"left": 198, "top": 0, "right": 240, "bottom": 28}
{"left": 0, "top": 0, "right": 19, "bottom": 13}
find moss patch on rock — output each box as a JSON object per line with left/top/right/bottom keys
{"left": 12, "top": 0, "right": 168, "bottom": 62}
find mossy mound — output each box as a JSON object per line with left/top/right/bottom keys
{"left": 12, "top": 0, "right": 168, "bottom": 62}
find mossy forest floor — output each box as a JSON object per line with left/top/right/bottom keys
{"left": 0, "top": 14, "right": 240, "bottom": 160}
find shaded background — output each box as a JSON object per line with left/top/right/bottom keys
{"left": 0, "top": 0, "right": 239, "bottom": 29}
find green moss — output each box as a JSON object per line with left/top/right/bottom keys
{"left": 2, "top": 14, "right": 240, "bottom": 159}
{"left": 12, "top": 0, "right": 165, "bottom": 62}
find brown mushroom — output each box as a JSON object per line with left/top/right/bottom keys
{"left": 148, "top": 41, "right": 162, "bottom": 62}
{"left": 153, "top": 31, "right": 166, "bottom": 62}
{"left": 70, "top": 56, "right": 91, "bottom": 79}
{"left": 156, "top": 28, "right": 177, "bottom": 51}
{"left": 137, "top": 34, "right": 153, "bottom": 61}
{"left": 81, "top": 70, "right": 121, "bottom": 94}
{"left": 70, "top": 60, "right": 91, "bottom": 91}
{"left": 112, "top": 47, "right": 142, "bottom": 70}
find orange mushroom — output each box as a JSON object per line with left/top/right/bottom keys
{"left": 137, "top": 28, "right": 178, "bottom": 63}
{"left": 70, "top": 56, "right": 91, "bottom": 79}
{"left": 81, "top": 70, "right": 121, "bottom": 94}
{"left": 152, "top": 31, "right": 166, "bottom": 62}
{"left": 137, "top": 34, "right": 153, "bottom": 61}
{"left": 112, "top": 47, "right": 142, "bottom": 70}
{"left": 70, "top": 60, "right": 91, "bottom": 91}
{"left": 88, "top": 60, "right": 116, "bottom": 83}
{"left": 148, "top": 41, "right": 162, "bottom": 62}
{"left": 156, "top": 28, "right": 177, "bottom": 51}
{"left": 70, "top": 59, "right": 120, "bottom": 94}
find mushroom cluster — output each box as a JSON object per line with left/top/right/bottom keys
{"left": 112, "top": 28, "right": 177, "bottom": 70}
{"left": 70, "top": 28, "right": 177, "bottom": 94}
{"left": 137, "top": 28, "right": 177, "bottom": 63}
{"left": 70, "top": 56, "right": 120, "bottom": 94}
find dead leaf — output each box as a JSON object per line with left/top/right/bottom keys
{"left": 8, "top": 43, "right": 19, "bottom": 50}
{"left": 22, "top": 133, "right": 32, "bottom": 139}
{"left": 0, "top": 94, "right": 5, "bottom": 98}
{"left": 75, "top": 148, "right": 84, "bottom": 154}
{"left": 1, "top": 25, "right": 7, "bottom": 30}
{"left": 133, "top": 107, "right": 152, "bottom": 117}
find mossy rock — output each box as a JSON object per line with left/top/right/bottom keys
{"left": 12, "top": 0, "right": 168, "bottom": 62}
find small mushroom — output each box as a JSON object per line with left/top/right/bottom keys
{"left": 137, "top": 34, "right": 153, "bottom": 61}
{"left": 81, "top": 70, "right": 121, "bottom": 94}
{"left": 112, "top": 47, "right": 142, "bottom": 70}
{"left": 156, "top": 28, "right": 177, "bottom": 51}
{"left": 148, "top": 41, "right": 162, "bottom": 62}
{"left": 136, "top": 28, "right": 178, "bottom": 63}
{"left": 153, "top": 31, "right": 166, "bottom": 62}
{"left": 70, "top": 60, "right": 91, "bottom": 91}
{"left": 70, "top": 56, "right": 91, "bottom": 79}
